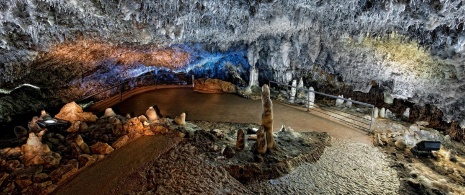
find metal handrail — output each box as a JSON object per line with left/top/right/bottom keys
{"left": 269, "top": 81, "right": 375, "bottom": 132}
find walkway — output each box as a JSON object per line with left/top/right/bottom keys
{"left": 113, "top": 88, "right": 371, "bottom": 144}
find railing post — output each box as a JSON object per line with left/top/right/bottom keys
{"left": 369, "top": 106, "right": 374, "bottom": 132}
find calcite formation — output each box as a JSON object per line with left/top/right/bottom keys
{"left": 55, "top": 102, "right": 97, "bottom": 123}
{"left": 145, "top": 107, "right": 158, "bottom": 123}
{"left": 236, "top": 129, "right": 245, "bottom": 151}
{"left": 261, "top": 84, "right": 275, "bottom": 150}
{"left": 174, "top": 113, "right": 186, "bottom": 126}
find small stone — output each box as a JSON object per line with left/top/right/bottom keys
{"left": 66, "top": 121, "right": 81, "bottom": 133}
{"left": 79, "top": 122, "right": 89, "bottom": 133}
{"left": 6, "top": 160, "right": 23, "bottom": 172}
{"left": 0, "top": 172, "right": 9, "bottom": 186}
{"left": 248, "top": 134, "right": 257, "bottom": 140}
{"left": 23, "top": 181, "right": 56, "bottom": 195}
{"left": 54, "top": 102, "right": 97, "bottom": 123}
{"left": 91, "top": 142, "right": 114, "bottom": 155}
{"left": 138, "top": 115, "right": 148, "bottom": 124}
{"left": 50, "top": 159, "right": 79, "bottom": 184}
{"left": 210, "top": 129, "right": 225, "bottom": 139}
{"left": 174, "top": 113, "right": 186, "bottom": 126}
{"left": 236, "top": 129, "right": 245, "bottom": 151}
{"left": 0, "top": 147, "right": 22, "bottom": 158}
{"left": 103, "top": 108, "right": 117, "bottom": 117}
{"left": 223, "top": 146, "right": 235, "bottom": 158}
{"left": 92, "top": 154, "right": 105, "bottom": 161}
{"left": 15, "top": 175, "right": 33, "bottom": 189}
{"left": 112, "top": 135, "right": 129, "bottom": 149}
{"left": 33, "top": 173, "right": 49, "bottom": 183}
{"left": 70, "top": 142, "right": 83, "bottom": 157}
{"left": 124, "top": 117, "right": 144, "bottom": 134}
{"left": 74, "top": 135, "right": 90, "bottom": 154}
{"left": 78, "top": 154, "right": 96, "bottom": 168}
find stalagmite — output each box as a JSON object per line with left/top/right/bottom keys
{"left": 403, "top": 108, "right": 410, "bottom": 119}
{"left": 345, "top": 98, "right": 352, "bottom": 108}
{"left": 307, "top": 86, "right": 315, "bottom": 108}
{"left": 289, "top": 79, "right": 297, "bottom": 103}
{"left": 374, "top": 107, "right": 379, "bottom": 118}
{"left": 145, "top": 106, "right": 158, "bottom": 122}
{"left": 380, "top": 108, "right": 386, "bottom": 118}
{"left": 103, "top": 108, "right": 117, "bottom": 117}
{"left": 255, "top": 126, "right": 267, "bottom": 154}
{"left": 297, "top": 77, "right": 305, "bottom": 99}
{"left": 261, "top": 84, "right": 276, "bottom": 150}
{"left": 236, "top": 129, "right": 245, "bottom": 151}
{"left": 335, "top": 95, "right": 345, "bottom": 107}
{"left": 174, "top": 113, "right": 186, "bottom": 126}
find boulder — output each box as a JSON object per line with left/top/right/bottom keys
{"left": 54, "top": 102, "right": 97, "bottom": 123}
{"left": 112, "top": 135, "right": 129, "bottom": 149}
{"left": 91, "top": 142, "right": 114, "bottom": 155}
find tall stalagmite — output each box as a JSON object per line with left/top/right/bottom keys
{"left": 261, "top": 84, "right": 275, "bottom": 150}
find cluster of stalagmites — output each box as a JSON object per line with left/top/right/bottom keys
{"left": 0, "top": 102, "right": 186, "bottom": 194}
{"left": 235, "top": 84, "right": 277, "bottom": 155}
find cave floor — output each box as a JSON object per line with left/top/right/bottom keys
{"left": 113, "top": 88, "right": 371, "bottom": 145}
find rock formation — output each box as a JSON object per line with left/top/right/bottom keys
{"left": 193, "top": 78, "right": 237, "bottom": 93}
{"left": 307, "top": 87, "right": 315, "bottom": 109}
{"left": 145, "top": 107, "right": 158, "bottom": 123}
{"left": 236, "top": 129, "right": 245, "bottom": 151}
{"left": 374, "top": 107, "right": 379, "bottom": 118}
{"left": 174, "top": 113, "right": 186, "bottom": 126}
{"left": 380, "top": 108, "right": 386, "bottom": 118}
{"left": 21, "top": 133, "right": 61, "bottom": 167}
{"left": 345, "top": 98, "right": 352, "bottom": 108}
{"left": 289, "top": 79, "right": 297, "bottom": 103}
{"left": 103, "top": 108, "right": 117, "bottom": 117}
{"left": 335, "top": 95, "right": 345, "bottom": 107}
{"left": 255, "top": 126, "right": 267, "bottom": 154}
{"left": 54, "top": 102, "right": 97, "bottom": 123}
{"left": 261, "top": 84, "right": 276, "bottom": 150}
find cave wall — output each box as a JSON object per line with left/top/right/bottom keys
{"left": 0, "top": 0, "right": 464, "bottom": 126}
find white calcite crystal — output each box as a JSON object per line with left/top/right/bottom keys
{"left": 403, "top": 108, "right": 410, "bottom": 118}
{"left": 289, "top": 79, "right": 297, "bottom": 103}
{"left": 335, "top": 95, "right": 344, "bottom": 107}
{"left": 459, "top": 120, "right": 465, "bottom": 129}
{"left": 307, "top": 87, "right": 315, "bottom": 109}
{"left": 174, "top": 113, "right": 186, "bottom": 126}
{"left": 345, "top": 98, "right": 352, "bottom": 108}
{"left": 384, "top": 92, "right": 394, "bottom": 104}
{"left": 145, "top": 106, "right": 158, "bottom": 123}
{"left": 103, "top": 108, "right": 117, "bottom": 117}
{"left": 379, "top": 108, "right": 386, "bottom": 118}
{"left": 374, "top": 107, "right": 379, "bottom": 118}
{"left": 297, "top": 77, "right": 306, "bottom": 99}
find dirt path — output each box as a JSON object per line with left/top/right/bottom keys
{"left": 114, "top": 88, "right": 371, "bottom": 144}
{"left": 53, "top": 135, "right": 183, "bottom": 195}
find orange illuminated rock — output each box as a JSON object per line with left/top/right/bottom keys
{"left": 112, "top": 135, "right": 129, "bottom": 149}
{"left": 194, "top": 78, "right": 236, "bottom": 93}
{"left": 21, "top": 133, "right": 61, "bottom": 167}
{"left": 55, "top": 102, "right": 97, "bottom": 123}
{"left": 91, "top": 142, "right": 114, "bottom": 155}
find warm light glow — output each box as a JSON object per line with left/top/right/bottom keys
{"left": 44, "top": 119, "right": 57, "bottom": 124}
{"left": 44, "top": 40, "right": 190, "bottom": 69}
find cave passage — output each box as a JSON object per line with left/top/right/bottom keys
{"left": 115, "top": 88, "right": 371, "bottom": 144}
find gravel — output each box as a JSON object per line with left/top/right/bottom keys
{"left": 247, "top": 139, "right": 401, "bottom": 194}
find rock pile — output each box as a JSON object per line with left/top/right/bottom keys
{"left": 0, "top": 104, "right": 181, "bottom": 194}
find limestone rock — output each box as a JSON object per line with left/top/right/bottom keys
{"left": 345, "top": 98, "right": 352, "bottom": 108}
{"left": 193, "top": 78, "right": 237, "bottom": 93}
{"left": 112, "top": 135, "right": 129, "bottom": 149}
{"left": 54, "top": 102, "right": 97, "bottom": 123}
{"left": 138, "top": 115, "right": 148, "bottom": 124}
{"left": 379, "top": 108, "right": 386, "bottom": 118}
{"left": 79, "top": 122, "right": 89, "bottom": 133}
{"left": 74, "top": 134, "right": 90, "bottom": 154}
{"left": 374, "top": 107, "right": 379, "bottom": 118}
{"left": 289, "top": 79, "right": 297, "bottom": 103}
{"left": 33, "top": 173, "right": 49, "bottom": 183}
{"left": 0, "top": 147, "right": 22, "bottom": 158}
{"left": 174, "top": 112, "right": 186, "bottom": 126}
{"left": 103, "top": 108, "right": 117, "bottom": 117}
{"left": 124, "top": 117, "right": 144, "bottom": 134}
{"left": 28, "top": 116, "right": 42, "bottom": 133}
{"left": 78, "top": 154, "right": 96, "bottom": 168}
{"left": 236, "top": 129, "right": 245, "bottom": 151}
{"left": 145, "top": 107, "right": 158, "bottom": 122}
{"left": 307, "top": 87, "right": 315, "bottom": 108}
{"left": 15, "top": 174, "right": 33, "bottom": 189}
{"left": 50, "top": 159, "right": 79, "bottom": 184}
{"left": 335, "top": 95, "right": 344, "bottom": 107}
{"left": 261, "top": 84, "right": 276, "bottom": 150}
{"left": 91, "top": 142, "right": 114, "bottom": 155}
{"left": 255, "top": 126, "right": 267, "bottom": 154}
{"left": 21, "top": 133, "right": 61, "bottom": 167}
{"left": 66, "top": 121, "right": 81, "bottom": 133}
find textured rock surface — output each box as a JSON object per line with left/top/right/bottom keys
{"left": 0, "top": 0, "right": 465, "bottom": 128}
{"left": 193, "top": 78, "right": 237, "bottom": 93}
{"left": 54, "top": 102, "right": 97, "bottom": 123}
